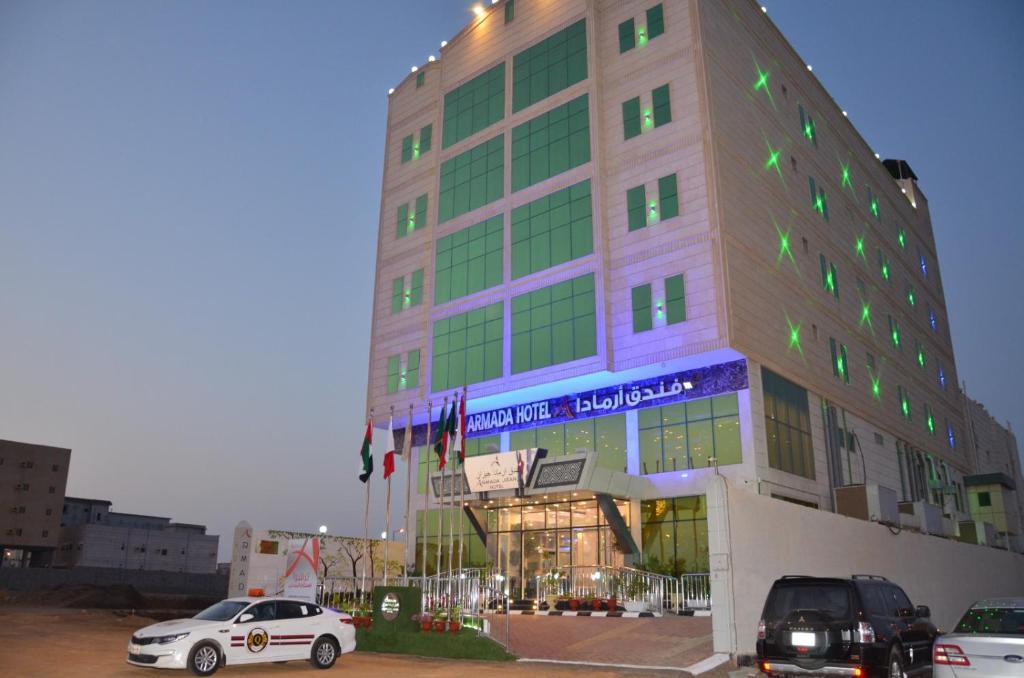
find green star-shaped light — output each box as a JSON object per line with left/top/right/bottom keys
{"left": 765, "top": 141, "right": 783, "bottom": 180}
{"left": 927, "top": 413, "right": 935, "bottom": 434}
{"left": 803, "top": 120, "right": 815, "bottom": 141}
{"left": 881, "top": 260, "right": 890, "bottom": 281}
{"left": 901, "top": 396, "right": 910, "bottom": 418}
{"left": 870, "top": 374, "right": 881, "bottom": 400}
{"left": 917, "top": 347, "right": 925, "bottom": 368}
{"left": 870, "top": 198, "right": 879, "bottom": 218}
{"left": 841, "top": 163, "right": 852, "bottom": 189}
{"left": 753, "top": 61, "right": 774, "bottom": 107}
{"left": 897, "top": 229, "right": 906, "bottom": 249}
{"left": 855, "top": 236, "right": 866, "bottom": 260}
{"left": 786, "top": 315, "right": 803, "bottom": 357}
{"left": 775, "top": 220, "right": 795, "bottom": 267}
{"left": 891, "top": 326, "right": 901, "bottom": 348}
{"left": 860, "top": 302, "right": 872, "bottom": 330}
{"left": 825, "top": 269, "right": 835, "bottom": 292}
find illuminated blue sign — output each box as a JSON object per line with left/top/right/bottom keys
{"left": 465, "top": 359, "right": 748, "bottom": 437}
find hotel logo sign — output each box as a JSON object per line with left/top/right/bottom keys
{"left": 464, "top": 359, "right": 747, "bottom": 438}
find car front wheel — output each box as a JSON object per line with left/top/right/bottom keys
{"left": 188, "top": 641, "right": 220, "bottom": 676}
{"left": 310, "top": 636, "right": 338, "bottom": 669}
{"left": 888, "top": 645, "right": 904, "bottom": 678}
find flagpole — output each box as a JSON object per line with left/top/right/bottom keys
{"left": 447, "top": 390, "right": 457, "bottom": 611}
{"left": 403, "top": 402, "right": 414, "bottom": 585}
{"left": 435, "top": 396, "right": 447, "bottom": 584}
{"left": 384, "top": 406, "right": 393, "bottom": 587}
{"left": 457, "top": 386, "right": 466, "bottom": 583}
{"left": 362, "top": 407, "right": 373, "bottom": 606}
{"left": 422, "top": 400, "right": 431, "bottom": 590}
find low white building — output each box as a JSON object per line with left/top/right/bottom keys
{"left": 54, "top": 497, "right": 218, "bottom": 573}
{"left": 227, "top": 521, "right": 405, "bottom": 597}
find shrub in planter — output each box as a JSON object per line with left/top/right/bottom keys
{"left": 607, "top": 597, "right": 618, "bottom": 612}
{"left": 419, "top": 613, "right": 433, "bottom": 632}
{"left": 432, "top": 619, "right": 447, "bottom": 633}
{"left": 448, "top": 619, "right": 461, "bottom": 632}
{"left": 569, "top": 598, "right": 580, "bottom": 611}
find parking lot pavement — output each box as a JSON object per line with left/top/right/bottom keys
{"left": 0, "top": 608, "right": 694, "bottom": 677}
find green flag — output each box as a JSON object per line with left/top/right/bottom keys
{"left": 358, "top": 418, "right": 373, "bottom": 483}
{"left": 433, "top": 402, "right": 448, "bottom": 469}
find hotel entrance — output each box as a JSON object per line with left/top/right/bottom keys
{"left": 479, "top": 494, "right": 630, "bottom": 600}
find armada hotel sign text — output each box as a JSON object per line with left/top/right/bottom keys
{"left": 464, "top": 359, "right": 747, "bottom": 437}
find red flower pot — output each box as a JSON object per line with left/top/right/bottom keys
{"left": 433, "top": 620, "right": 447, "bottom": 633}
{"left": 448, "top": 621, "right": 461, "bottom": 633}
{"left": 592, "top": 599, "right": 603, "bottom": 611}
{"left": 420, "top": 620, "right": 432, "bottom": 632}
{"left": 569, "top": 599, "right": 579, "bottom": 611}
{"left": 608, "top": 597, "right": 618, "bottom": 612}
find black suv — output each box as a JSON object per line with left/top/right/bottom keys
{"left": 756, "top": 575, "right": 938, "bottom": 677}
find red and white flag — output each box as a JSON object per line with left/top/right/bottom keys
{"left": 383, "top": 414, "right": 396, "bottom": 480}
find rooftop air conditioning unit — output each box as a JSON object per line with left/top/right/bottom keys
{"left": 958, "top": 520, "right": 1000, "bottom": 547}
{"left": 834, "top": 484, "right": 899, "bottom": 526}
{"left": 897, "top": 502, "right": 921, "bottom": 531}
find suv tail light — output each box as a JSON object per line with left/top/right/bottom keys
{"left": 934, "top": 644, "right": 970, "bottom": 666}
{"left": 855, "top": 621, "right": 875, "bottom": 644}
{"left": 340, "top": 617, "right": 354, "bottom": 625}
{"left": 758, "top": 619, "right": 766, "bottom": 640}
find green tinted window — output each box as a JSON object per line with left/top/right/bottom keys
{"left": 409, "top": 269, "right": 423, "bottom": 307}
{"left": 438, "top": 134, "right": 504, "bottom": 224}
{"left": 511, "top": 273, "right": 596, "bottom": 373}
{"left": 512, "top": 19, "right": 588, "bottom": 113}
{"left": 638, "top": 394, "right": 740, "bottom": 474}
{"left": 442, "top": 62, "right": 506, "bottom": 149}
{"left": 665, "top": 274, "right": 685, "bottom": 324}
{"left": 391, "top": 277, "right": 403, "bottom": 314}
{"left": 406, "top": 349, "right": 420, "bottom": 390}
{"left": 647, "top": 4, "right": 665, "bottom": 39}
{"left": 416, "top": 71, "right": 425, "bottom": 88}
{"left": 632, "top": 284, "right": 652, "bottom": 333}
{"left": 652, "top": 84, "right": 671, "bottom": 127}
{"left": 511, "top": 94, "right": 590, "bottom": 192}
{"left": 510, "top": 179, "right": 592, "bottom": 279}
{"left": 396, "top": 203, "right": 410, "bottom": 239}
{"left": 622, "top": 97, "right": 641, "bottom": 140}
{"left": 419, "top": 124, "right": 432, "bottom": 154}
{"left": 658, "top": 174, "right": 678, "bottom": 220}
{"left": 504, "top": 0, "right": 514, "bottom": 24}
{"left": 414, "top": 194, "right": 428, "bottom": 230}
{"left": 387, "top": 355, "right": 401, "bottom": 394}
{"left": 762, "top": 368, "right": 814, "bottom": 479}
{"left": 627, "top": 184, "right": 647, "bottom": 231}
{"left": 401, "top": 134, "right": 414, "bottom": 163}
{"left": 435, "top": 215, "right": 503, "bottom": 305}
{"left": 431, "top": 302, "right": 504, "bottom": 391}
{"left": 618, "top": 18, "right": 636, "bottom": 53}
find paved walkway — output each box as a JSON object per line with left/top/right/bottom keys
{"left": 490, "top": 613, "right": 714, "bottom": 669}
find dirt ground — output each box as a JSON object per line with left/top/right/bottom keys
{"left": 0, "top": 607, "right": 736, "bottom": 677}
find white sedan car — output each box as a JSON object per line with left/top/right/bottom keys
{"left": 934, "top": 597, "right": 1024, "bottom": 678}
{"left": 127, "top": 597, "right": 356, "bottom": 675}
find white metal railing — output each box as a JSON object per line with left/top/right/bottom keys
{"left": 679, "top": 572, "right": 711, "bottom": 610}
{"left": 529, "top": 565, "right": 709, "bottom": 614}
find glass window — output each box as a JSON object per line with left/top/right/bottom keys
{"left": 798, "top": 104, "right": 818, "bottom": 146}
{"left": 622, "top": 97, "right": 641, "bottom": 140}
{"left": 405, "top": 350, "right": 420, "bottom": 390}
{"left": 627, "top": 184, "right": 646, "bottom": 231}
{"left": 396, "top": 194, "right": 429, "bottom": 239}
{"left": 632, "top": 284, "right": 652, "bottom": 333}
{"left": 419, "top": 124, "right": 432, "bottom": 154}
{"left": 652, "top": 84, "right": 671, "bottom": 127}
{"left": 391, "top": 277, "right": 403, "bottom": 314}
{"left": 511, "top": 273, "right": 596, "bottom": 374}
{"left": 618, "top": 18, "right": 635, "bottom": 53}
{"left": 431, "top": 302, "right": 503, "bottom": 391}
{"left": 512, "top": 19, "right": 588, "bottom": 113}
{"left": 658, "top": 173, "right": 678, "bottom": 220}
{"left": 401, "top": 134, "right": 413, "bottom": 163}
{"left": 640, "top": 495, "right": 708, "bottom": 576}
{"left": 442, "top": 62, "right": 506, "bottom": 149}
{"left": 638, "top": 394, "right": 740, "bottom": 473}
{"left": 647, "top": 4, "right": 665, "bottom": 39}
{"left": 665, "top": 274, "right": 685, "bottom": 325}
{"left": 955, "top": 605, "right": 1024, "bottom": 635}
{"left": 762, "top": 369, "right": 814, "bottom": 479}
{"left": 438, "top": 134, "right": 504, "bottom": 224}
{"left": 435, "top": 215, "right": 503, "bottom": 304}
{"left": 508, "top": 414, "right": 623, "bottom": 466}
{"left": 511, "top": 179, "right": 593, "bottom": 279}
{"left": 416, "top": 71, "right": 424, "bottom": 88}
{"left": 409, "top": 269, "right": 423, "bottom": 307}
{"left": 511, "top": 94, "right": 590, "bottom": 192}
{"left": 504, "top": 0, "right": 514, "bottom": 23}
{"left": 387, "top": 355, "right": 400, "bottom": 394}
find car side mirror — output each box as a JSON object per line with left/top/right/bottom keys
{"left": 238, "top": 613, "right": 254, "bottom": 623}
{"left": 915, "top": 605, "right": 931, "bottom": 619}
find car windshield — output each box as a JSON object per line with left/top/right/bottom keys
{"left": 765, "top": 583, "right": 853, "bottom": 621}
{"left": 955, "top": 607, "right": 1024, "bottom": 635}
{"left": 194, "top": 600, "right": 251, "bottom": 621}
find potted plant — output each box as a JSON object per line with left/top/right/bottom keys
{"left": 448, "top": 606, "right": 462, "bottom": 633}
{"left": 607, "top": 575, "right": 620, "bottom": 612}
{"left": 433, "top": 608, "right": 448, "bottom": 633}
{"left": 568, "top": 596, "right": 580, "bottom": 611}
{"left": 623, "top": 577, "right": 651, "bottom": 613}
{"left": 555, "top": 594, "right": 570, "bottom": 611}
{"left": 542, "top": 571, "right": 563, "bottom": 610}
{"left": 419, "top": 611, "right": 433, "bottom": 632}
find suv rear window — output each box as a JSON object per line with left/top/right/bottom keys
{"left": 765, "top": 583, "right": 853, "bottom": 621}
{"left": 955, "top": 606, "right": 1024, "bottom": 635}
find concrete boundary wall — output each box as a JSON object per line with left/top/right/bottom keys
{"left": 0, "top": 566, "right": 228, "bottom": 598}
{"left": 708, "top": 477, "right": 1024, "bottom": 655}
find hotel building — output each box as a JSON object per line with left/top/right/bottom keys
{"left": 365, "top": 0, "right": 974, "bottom": 598}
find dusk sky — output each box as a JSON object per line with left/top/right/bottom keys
{"left": 1, "top": 1, "right": 1021, "bottom": 561}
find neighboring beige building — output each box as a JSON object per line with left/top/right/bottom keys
{"left": 0, "top": 439, "right": 71, "bottom": 567}
{"left": 962, "top": 395, "right": 1024, "bottom": 549}
{"left": 365, "top": 0, "right": 993, "bottom": 599}
{"left": 53, "top": 497, "right": 219, "bottom": 573}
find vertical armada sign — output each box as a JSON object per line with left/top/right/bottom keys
{"left": 284, "top": 538, "right": 320, "bottom": 602}
{"left": 228, "top": 520, "right": 253, "bottom": 595}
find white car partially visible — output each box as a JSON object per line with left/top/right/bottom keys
{"left": 934, "top": 597, "right": 1024, "bottom": 678}
{"left": 127, "top": 596, "right": 356, "bottom": 675}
